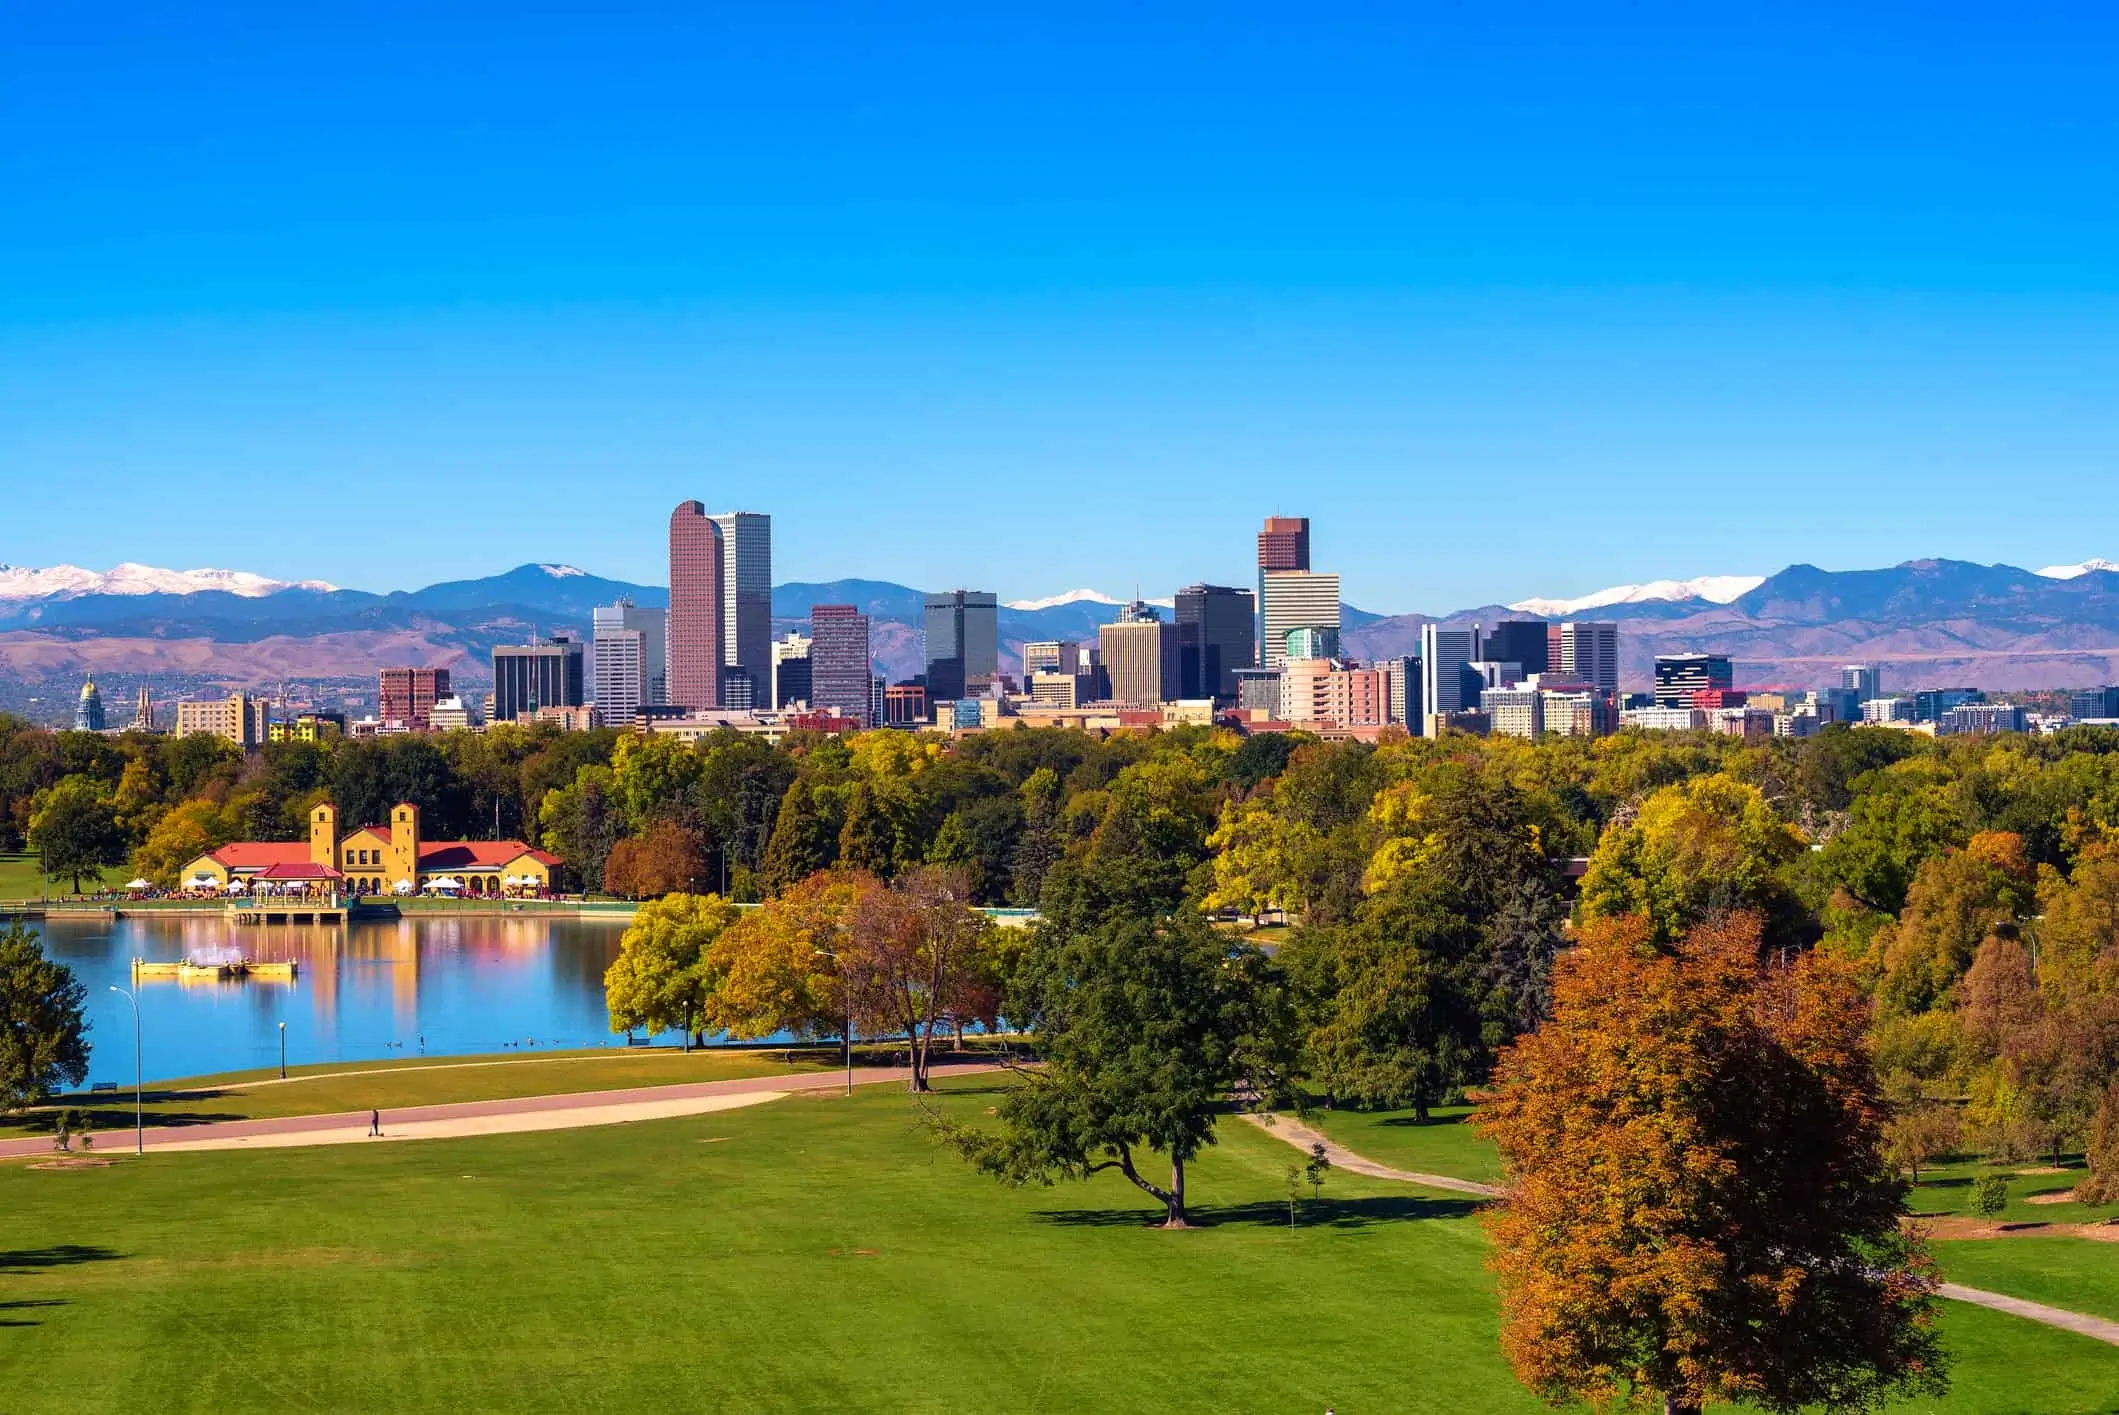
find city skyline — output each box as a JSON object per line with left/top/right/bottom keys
{"left": 8, "top": 11, "right": 2119, "bottom": 607}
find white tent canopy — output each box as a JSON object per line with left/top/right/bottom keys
{"left": 392, "top": 879, "right": 415, "bottom": 895}
{"left": 126, "top": 878, "right": 150, "bottom": 890}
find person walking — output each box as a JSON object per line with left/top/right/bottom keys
{"left": 368, "top": 1109, "right": 381, "bottom": 1137}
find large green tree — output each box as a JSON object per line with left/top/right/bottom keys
{"left": 0, "top": 922, "right": 90, "bottom": 1111}
{"left": 603, "top": 893, "right": 740, "bottom": 1043}
{"left": 939, "top": 911, "right": 1296, "bottom": 1226}
{"left": 28, "top": 775, "right": 123, "bottom": 893}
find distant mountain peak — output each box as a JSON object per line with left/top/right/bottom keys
{"left": 0, "top": 562, "right": 338, "bottom": 601}
{"left": 2036, "top": 558, "right": 2119, "bottom": 579}
{"left": 1005, "top": 588, "right": 1124, "bottom": 611}
{"left": 1507, "top": 574, "right": 1764, "bottom": 618}
{"left": 534, "top": 564, "right": 587, "bottom": 578}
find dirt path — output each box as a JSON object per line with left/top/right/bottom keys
{"left": 1245, "top": 1112, "right": 2119, "bottom": 1351}
{"left": 1241, "top": 1112, "right": 1504, "bottom": 1198}
{"left": 0, "top": 1062, "right": 1002, "bottom": 1159}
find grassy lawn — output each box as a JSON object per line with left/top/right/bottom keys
{"left": 1911, "top": 1154, "right": 2105, "bottom": 1226}
{"left": 0, "top": 852, "right": 132, "bottom": 901}
{"left": 2, "top": 1045, "right": 869, "bottom": 1138}
{"left": 1935, "top": 1239, "right": 2119, "bottom": 1324}
{"left": 1296, "top": 1102, "right": 1506, "bottom": 1185}
{"left": 5, "top": 1081, "right": 2116, "bottom": 1414}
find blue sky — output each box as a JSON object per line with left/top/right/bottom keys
{"left": 4, "top": 5, "right": 2118, "bottom": 612}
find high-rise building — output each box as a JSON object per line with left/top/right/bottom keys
{"left": 1099, "top": 618, "right": 1181, "bottom": 705}
{"left": 1941, "top": 702, "right": 2026, "bottom": 736}
{"left": 1282, "top": 659, "right": 1386, "bottom": 727}
{"left": 174, "top": 692, "right": 269, "bottom": 748}
{"left": 1174, "top": 584, "right": 1255, "bottom": 703}
{"left": 593, "top": 602, "right": 667, "bottom": 728}
{"left": 1841, "top": 664, "right": 1883, "bottom": 703}
{"left": 1419, "top": 624, "right": 1482, "bottom": 735}
{"left": 74, "top": 678, "right": 105, "bottom": 732}
{"left": 770, "top": 631, "right": 813, "bottom": 708}
{"left": 379, "top": 666, "right": 451, "bottom": 731}
{"left": 1377, "top": 656, "right": 1421, "bottom": 726}
{"left": 710, "top": 512, "right": 772, "bottom": 705}
{"left": 2068, "top": 686, "right": 2119, "bottom": 721}
{"left": 1653, "top": 654, "right": 1733, "bottom": 707}
{"left": 1914, "top": 688, "right": 1982, "bottom": 723}
{"left": 493, "top": 634, "right": 586, "bottom": 723}
{"left": 808, "top": 605, "right": 873, "bottom": 726}
{"left": 668, "top": 501, "right": 725, "bottom": 710}
{"left": 923, "top": 590, "right": 999, "bottom": 703}
{"left": 1482, "top": 686, "right": 1543, "bottom": 740}
{"left": 1256, "top": 515, "right": 1310, "bottom": 663}
{"left": 1557, "top": 622, "right": 1620, "bottom": 699}
{"left": 1484, "top": 622, "right": 1551, "bottom": 678}
{"left": 1260, "top": 571, "right": 1341, "bottom": 672}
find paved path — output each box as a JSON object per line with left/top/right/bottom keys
{"left": 1240, "top": 1112, "right": 1504, "bottom": 1198}
{"left": 1246, "top": 1112, "right": 2119, "bottom": 1351}
{"left": 0, "top": 1062, "right": 1002, "bottom": 1159}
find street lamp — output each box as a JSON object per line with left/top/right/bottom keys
{"left": 279, "top": 1021, "right": 287, "bottom": 1080}
{"left": 107, "top": 985, "right": 142, "bottom": 1155}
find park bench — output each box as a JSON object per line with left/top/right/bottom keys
{"left": 90, "top": 1081, "right": 118, "bottom": 1094}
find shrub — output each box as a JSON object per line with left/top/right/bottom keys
{"left": 1970, "top": 1174, "right": 2009, "bottom": 1218}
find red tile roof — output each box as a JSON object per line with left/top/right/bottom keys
{"left": 255, "top": 861, "right": 344, "bottom": 880}
{"left": 416, "top": 842, "right": 554, "bottom": 871}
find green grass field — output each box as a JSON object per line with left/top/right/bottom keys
{"left": 6, "top": 1081, "right": 2118, "bottom": 1414}
{"left": 1299, "top": 1102, "right": 1506, "bottom": 1185}
{"left": 0, "top": 852, "right": 132, "bottom": 900}
{"left": 1934, "top": 1239, "right": 2119, "bottom": 1324}
{"left": 1910, "top": 1154, "right": 2104, "bottom": 1226}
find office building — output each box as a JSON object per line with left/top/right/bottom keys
{"left": 1419, "top": 624, "right": 1482, "bottom": 735}
{"left": 174, "top": 692, "right": 270, "bottom": 748}
{"left": 1484, "top": 622, "right": 1551, "bottom": 678}
{"left": 1653, "top": 654, "right": 1733, "bottom": 708}
{"left": 427, "top": 696, "right": 482, "bottom": 732}
{"left": 1257, "top": 514, "right": 1310, "bottom": 655}
{"left": 1841, "top": 664, "right": 1883, "bottom": 703}
{"left": 770, "top": 632, "right": 812, "bottom": 708}
{"left": 709, "top": 512, "right": 772, "bottom": 705}
{"left": 1100, "top": 618, "right": 1182, "bottom": 705}
{"left": 268, "top": 711, "right": 346, "bottom": 743}
{"left": 882, "top": 682, "right": 929, "bottom": 726}
{"left": 923, "top": 590, "right": 999, "bottom": 703}
{"left": 1282, "top": 659, "right": 1386, "bottom": 728}
{"left": 1914, "top": 688, "right": 1982, "bottom": 723}
{"left": 1482, "top": 685, "right": 1543, "bottom": 740}
{"left": 1557, "top": 622, "right": 1620, "bottom": 698}
{"left": 1711, "top": 706, "right": 1776, "bottom": 738}
{"left": 1284, "top": 625, "right": 1340, "bottom": 661}
{"left": 1174, "top": 584, "right": 1255, "bottom": 703}
{"left": 668, "top": 500, "right": 725, "bottom": 710}
{"left": 1622, "top": 705, "right": 1708, "bottom": 732}
{"left": 1377, "top": 656, "right": 1420, "bottom": 727}
{"left": 379, "top": 667, "right": 451, "bottom": 731}
{"left": 1815, "top": 686, "right": 1863, "bottom": 723}
{"left": 492, "top": 634, "right": 586, "bottom": 724}
{"left": 1862, "top": 697, "right": 1917, "bottom": 724}
{"left": 808, "top": 605, "right": 872, "bottom": 726}
{"left": 1466, "top": 659, "right": 1524, "bottom": 691}
{"left": 1941, "top": 702, "right": 2026, "bottom": 736}
{"left": 74, "top": 678, "right": 105, "bottom": 732}
{"left": 1023, "top": 640, "right": 1096, "bottom": 677}
{"left": 592, "top": 602, "right": 667, "bottom": 728}
{"left": 2069, "top": 686, "right": 2119, "bottom": 720}
{"left": 1260, "top": 571, "right": 1341, "bottom": 672}
{"left": 1538, "top": 687, "right": 1617, "bottom": 738}
{"left": 1234, "top": 667, "right": 1282, "bottom": 718}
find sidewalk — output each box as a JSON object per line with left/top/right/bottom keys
{"left": 0, "top": 1061, "right": 1001, "bottom": 1160}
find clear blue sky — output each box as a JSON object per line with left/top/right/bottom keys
{"left": 4, "top": 5, "right": 2117, "bottom": 612}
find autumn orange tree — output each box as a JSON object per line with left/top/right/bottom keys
{"left": 705, "top": 869, "right": 878, "bottom": 1042}
{"left": 844, "top": 865, "right": 994, "bottom": 1092}
{"left": 1477, "top": 913, "right": 1946, "bottom": 1415}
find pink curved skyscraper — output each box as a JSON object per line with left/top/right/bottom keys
{"left": 668, "top": 500, "right": 724, "bottom": 710}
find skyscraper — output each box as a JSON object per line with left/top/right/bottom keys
{"left": 379, "top": 667, "right": 451, "bottom": 731}
{"left": 922, "top": 590, "right": 999, "bottom": 703}
{"left": 668, "top": 501, "right": 724, "bottom": 710}
{"left": 1484, "top": 621, "right": 1551, "bottom": 678}
{"left": 710, "top": 512, "right": 773, "bottom": 706}
{"left": 1260, "top": 571, "right": 1340, "bottom": 672}
{"left": 1174, "top": 584, "right": 1256, "bottom": 702}
{"left": 809, "top": 605, "right": 872, "bottom": 726}
{"left": 593, "top": 601, "right": 667, "bottom": 727}
{"left": 1653, "top": 653, "right": 1733, "bottom": 707}
{"left": 1557, "top": 622, "right": 1620, "bottom": 698}
{"left": 771, "top": 631, "right": 812, "bottom": 709}
{"left": 1419, "top": 623, "right": 1482, "bottom": 735}
{"left": 1099, "top": 618, "right": 1181, "bottom": 705}
{"left": 1256, "top": 515, "right": 1310, "bottom": 664}
{"left": 493, "top": 634, "right": 586, "bottom": 723}
{"left": 1841, "top": 664, "right": 1882, "bottom": 703}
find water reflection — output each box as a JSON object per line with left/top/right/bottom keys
{"left": 38, "top": 914, "right": 637, "bottom": 1084}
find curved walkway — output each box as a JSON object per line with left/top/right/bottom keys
{"left": 0, "top": 1062, "right": 1002, "bottom": 1160}
{"left": 1240, "top": 1112, "right": 1503, "bottom": 1198}
{"left": 1244, "top": 1111, "right": 2119, "bottom": 1351}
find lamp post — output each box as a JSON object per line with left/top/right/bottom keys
{"left": 279, "top": 1021, "right": 287, "bottom": 1080}
{"left": 107, "top": 985, "right": 142, "bottom": 1155}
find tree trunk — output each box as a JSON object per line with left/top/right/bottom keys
{"left": 1163, "top": 1156, "right": 1188, "bottom": 1229}
{"left": 908, "top": 1022, "right": 930, "bottom": 1093}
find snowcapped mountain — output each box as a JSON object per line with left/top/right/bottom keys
{"left": 2036, "top": 559, "right": 2119, "bottom": 580}
{"left": 1004, "top": 588, "right": 1125, "bottom": 611}
{"left": 1507, "top": 574, "right": 1765, "bottom": 618}
{"left": 0, "top": 562, "right": 339, "bottom": 601}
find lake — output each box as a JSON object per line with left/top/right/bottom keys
{"left": 36, "top": 913, "right": 643, "bottom": 1084}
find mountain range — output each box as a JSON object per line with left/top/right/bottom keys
{"left": 3, "top": 557, "right": 2119, "bottom": 706}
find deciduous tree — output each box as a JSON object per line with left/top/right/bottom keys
{"left": 1478, "top": 913, "right": 1946, "bottom": 1415}
{"left": 0, "top": 923, "right": 89, "bottom": 1112}
{"left": 603, "top": 893, "right": 739, "bottom": 1043}
{"left": 28, "top": 776, "right": 122, "bottom": 894}
{"left": 845, "top": 866, "right": 989, "bottom": 1091}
